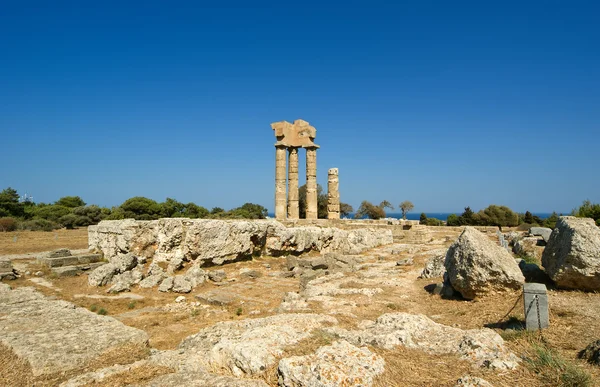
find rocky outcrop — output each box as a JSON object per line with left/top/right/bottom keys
{"left": 0, "top": 285, "right": 149, "bottom": 384}
{"left": 177, "top": 313, "right": 338, "bottom": 377}
{"left": 445, "top": 227, "right": 524, "bottom": 299}
{"left": 326, "top": 312, "right": 518, "bottom": 370}
{"left": 278, "top": 340, "right": 385, "bottom": 387}
{"left": 89, "top": 219, "right": 392, "bottom": 267}
{"left": 0, "top": 259, "right": 17, "bottom": 280}
{"left": 542, "top": 217, "right": 600, "bottom": 291}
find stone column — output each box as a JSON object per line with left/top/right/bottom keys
{"left": 287, "top": 147, "right": 299, "bottom": 219}
{"left": 305, "top": 147, "right": 318, "bottom": 219}
{"left": 275, "top": 145, "right": 287, "bottom": 220}
{"left": 327, "top": 168, "right": 340, "bottom": 219}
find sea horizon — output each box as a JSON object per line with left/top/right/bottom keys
{"left": 267, "top": 212, "right": 564, "bottom": 221}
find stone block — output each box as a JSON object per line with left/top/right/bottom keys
{"left": 523, "top": 283, "right": 549, "bottom": 331}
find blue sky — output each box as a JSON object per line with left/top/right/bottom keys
{"left": 1, "top": 1, "right": 598, "bottom": 213}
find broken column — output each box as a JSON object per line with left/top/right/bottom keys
{"left": 275, "top": 145, "right": 287, "bottom": 220}
{"left": 305, "top": 147, "right": 318, "bottom": 219}
{"left": 287, "top": 147, "right": 299, "bottom": 219}
{"left": 327, "top": 168, "right": 340, "bottom": 219}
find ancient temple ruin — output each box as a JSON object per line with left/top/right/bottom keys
{"left": 272, "top": 119, "right": 341, "bottom": 220}
{"left": 272, "top": 119, "right": 318, "bottom": 219}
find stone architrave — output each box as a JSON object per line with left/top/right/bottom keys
{"left": 327, "top": 168, "right": 340, "bottom": 219}
{"left": 272, "top": 119, "right": 320, "bottom": 220}
{"left": 305, "top": 147, "right": 318, "bottom": 219}
{"left": 287, "top": 148, "right": 299, "bottom": 219}
{"left": 275, "top": 146, "right": 287, "bottom": 220}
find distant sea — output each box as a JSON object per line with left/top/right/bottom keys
{"left": 267, "top": 212, "right": 558, "bottom": 221}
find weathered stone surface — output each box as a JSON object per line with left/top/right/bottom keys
{"left": 327, "top": 313, "right": 518, "bottom": 370}
{"left": 208, "top": 269, "right": 227, "bottom": 282}
{"left": 184, "top": 264, "right": 206, "bottom": 287}
{"left": 108, "top": 271, "right": 135, "bottom": 293}
{"left": 0, "top": 286, "right": 148, "bottom": 381}
{"left": 529, "top": 227, "right": 553, "bottom": 243}
{"left": 445, "top": 227, "right": 524, "bottom": 299}
{"left": 178, "top": 314, "right": 337, "bottom": 377}
{"left": 158, "top": 276, "right": 174, "bottom": 292}
{"left": 396, "top": 258, "right": 413, "bottom": 266}
{"left": 172, "top": 275, "right": 192, "bottom": 293}
{"left": 278, "top": 340, "right": 385, "bottom": 387}
{"left": 89, "top": 219, "right": 393, "bottom": 268}
{"left": 419, "top": 254, "right": 446, "bottom": 279}
{"left": 139, "top": 273, "right": 166, "bottom": 288}
{"left": 579, "top": 339, "right": 600, "bottom": 365}
{"left": 542, "top": 216, "right": 600, "bottom": 291}
{"left": 513, "top": 237, "right": 544, "bottom": 260}
{"left": 195, "top": 291, "right": 237, "bottom": 306}
{"left": 88, "top": 263, "right": 118, "bottom": 286}
{"left": 0, "top": 260, "right": 16, "bottom": 280}
{"left": 46, "top": 248, "right": 72, "bottom": 258}
{"left": 111, "top": 252, "right": 138, "bottom": 272}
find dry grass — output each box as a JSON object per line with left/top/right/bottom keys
{"left": 81, "top": 364, "right": 174, "bottom": 387}
{"left": 0, "top": 228, "right": 88, "bottom": 255}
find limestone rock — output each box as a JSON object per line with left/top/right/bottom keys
{"left": 46, "top": 248, "right": 72, "bottom": 258}
{"left": 0, "top": 286, "right": 148, "bottom": 383}
{"left": 445, "top": 227, "right": 524, "bottom": 299}
{"left": 107, "top": 271, "right": 135, "bottom": 293}
{"left": 139, "top": 273, "right": 166, "bottom": 289}
{"left": 278, "top": 340, "right": 385, "bottom": 387}
{"left": 541, "top": 216, "right": 600, "bottom": 291}
{"left": 158, "top": 277, "right": 174, "bottom": 292}
{"left": 90, "top": 219, "right": 392, "bottom": 266}
{"left": 419, "top": 254, "right": 446, "bottom": 279}
{"left": 142, "top": 372, "right": 269, "bottom": 386}
{"left": 529, "top": 227, "right": 553, "bottom": 243}
{"left": 178, "top": 314, "right": 338, "bottom": 377}
{"left": 88, "top": 263, "right": 118, "bottom": 287}
{"left": 578, "top": 339, "right": 600, "bottom": 365}
{"left": 326, "top": 313, "right": 518, "bottom": 370}
{"left": 513, "top": 237, "right": 544, "bottom": 261}
{"left": 111, "top": 252, "right": 138, "bottom": 273}
{"left": 208, "top": 269, "right": 227, "bottom": 282}
{"left": 184, "top": 264, "right": 206, "bottom": 287}
{"left": 172, "top": 275, "right": 192, "bottom": 293}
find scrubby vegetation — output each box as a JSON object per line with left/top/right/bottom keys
{"left": 446, "top": 205, "right": 563, "bottom": 228}
{"left": 298, "top": 184, "right": 353, "bottom": 219}
{"left": 572, "top": 200, "right": 600, "bottom": 226}
{"left": 354, "top": 200, "right": 394, "bottom": 220}
{"left": 0, "top": 187, "right": 270, "bottom": 231}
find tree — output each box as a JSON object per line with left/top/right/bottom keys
{"left": 55, "top": 196, "right": 86, "bottom": 208}
{"left": 236, "top": 203, "right": 268, "bottom": 219}
{"left": 183, "top": 203, "right": 209, "bottom": 218}
{"left": 477, "top": 205, "right": 519, "bottom": 227}
{"left": 446, "top": 213, "right": 460, "bottom": 226}
{"left": 399, "top": 201, "right": 414, "bottom": 220}
{"left": 299, "top": 184, "right": 329, "bottom": 219}
{"left": 340, "top": 203, "right": 353, "bottom": 218}
{"left": 354, "top": 201, "right": 386, "bottom": 219}
{"left": 0, "top": 187, "right": 24, "bottom": 218}
{"left": 160, "top": 198, "right": 186, "bottom": 218}
{"left": 419, "top": 213, "right": 427, "bottom": 225}
{"left": 573, "top": 200, "right": 600, "bottom": 226}
{"left": 120, "top": 197, "right": 162, "bottom": 220}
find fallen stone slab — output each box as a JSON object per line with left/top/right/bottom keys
{"left": 326, "top": 312, "right": 519, "bottom": 370}
{"left": 195, "top": 290, "right": 238, "bottom": 306}
{"left": 529, "top": 227, "right": 553, "bottom": 243}
{"left": 178, "top": 313, "right": 338, "bottom": 377}
{"left": 0, "top": 285, "right": 149, "bottom": 384}
{"left": 74, "top": 293, "right": 145, "bottom": 300}
{"left": 278, "top": 340, "right": 385, "bottom": 387}
{"left": 52, "top": 262, "right": 106, "bottom": 278}
{"left": 542, "top": 216, "right": 600, "bottom": 291}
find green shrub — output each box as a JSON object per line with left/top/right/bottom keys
{"left": 90, "top": 304, "right": 98, "bottom": 312}
{"left": 235, "top": 307, "right": 243, "bottom": 316}
{"left": 0, "top": 217, "right": 17, "bottom": 232}
{"left": 425, "top": 217, "right": 444, "bottom": 226}
{"left": 98, "top": 308, "right": 108, "bottom": 315}
{"left": 19, "top": 218, "right": 61, "bottom": 231}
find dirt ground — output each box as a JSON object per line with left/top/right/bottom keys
{"left": 0, "top": 228, "right": 88, "bottom": 255}
{"left": 2, "top": 227, "right": 600, "bottom": 386}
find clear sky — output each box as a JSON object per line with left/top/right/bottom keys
{"left": 1, "top": 1, "right": 598, "bottom": 214}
